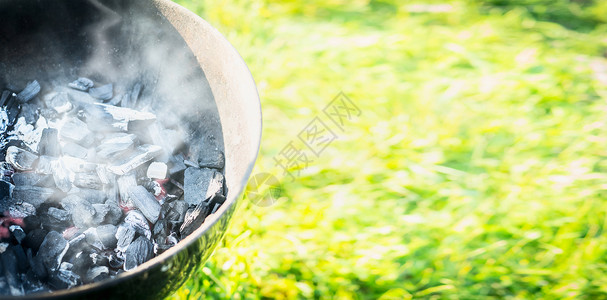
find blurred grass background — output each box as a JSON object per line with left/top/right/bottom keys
{"left": 168, "top": 0, "right": 607, "bottom": 298}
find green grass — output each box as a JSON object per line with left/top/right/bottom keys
{"left": 168, "top": 0, "right": 607, "bottom": 298}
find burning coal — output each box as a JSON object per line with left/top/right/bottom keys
{"left": 0, "top": 77, "right": 226, "bottom": 295}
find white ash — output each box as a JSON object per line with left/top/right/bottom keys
{"left": 0, "top": 78, "right": 226, "bottom": 295}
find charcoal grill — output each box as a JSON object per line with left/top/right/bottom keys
{"left": 0, "top": 0, "right": 261, "bottom": 298}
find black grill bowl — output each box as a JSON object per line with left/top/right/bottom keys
{"left": 0, "top": 0, "right": 261, "bottom": 299}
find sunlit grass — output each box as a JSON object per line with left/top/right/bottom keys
{"left": 169, "top": 0, "right": 607, "bottom": 298}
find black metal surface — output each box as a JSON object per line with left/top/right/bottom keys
{"left": 0, "top": 0, "right": 261, "bottom": 298}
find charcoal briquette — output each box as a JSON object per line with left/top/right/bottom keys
{"left": 37, "top": 231, "right": 68, "bottom": 272}
{"left": 107, "top": 144, "right": 162, "bottom": 175}
{"left": 60, "top": 118, "right": 93, "bottom": 146}
{"left": 68, "top": 78, "right": 94, "bottom": 92}
{"left": 37, "top": 128, "right": 60, "bottom": 157}
{"left": 73, "top": 172, "right": 103, "bottom": 189}
{"left": 16, "top": 80, "right": 40, "bottom": 103}
{"left": 123, "top": 237, "right": 152, "bottom": 271}
{"left": 48, "top": 267, "right": 80, "bottom": 290}
{"left": 180, "top": 202, "right": 210, "bottom": 237}
{"left": 115, "top": 224, "right": 136, "bottom": 253}
{"left": 12, "top": 173, "right": 54, "bottom": 187}
{"left": 128, "top": 186, "right": 161, "bottom": 223}
{"left": 6, "top": 146, "right": 38, "bottom": 171}
{"left": 124, "top": 210, "right": 151, "bottom": 239}
{"left": 184, "top": 167, "right": 223, "bottom": 206}
{"left": 88, "top": 84, "right": 113, "bottom": 101}
{"left": 12, "top": 186, "right": 55, "bottom": 209}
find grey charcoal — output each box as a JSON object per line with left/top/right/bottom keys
{"left": 60, "top": 118, "right": 93, "bottom": 146}
{"left": 37, "top": 231, "right": 68, "bottom": 272}
{"left": 52, "top": 159, "right": 73, "bottom": 192}
{"left": 96, "top": 165, "right": 113, "bottom": 185}
{"left": 61, "top": 195, "right": 96, "bottom": 229}
{"left": 12, "top": 186, "right": 55, "bottom": 209}
{"left": 6, "top": 146, "right": 38, "bottom": 171}
{"left": 96, "top": 133, "right": 136, "bottom": 159}
{"left": 49, "top": 264, "right": 80, "bottom": 290}
{"left": 128, "top": 186, "right": 161, "bottom": 223}
{"left": 88, "top": 84, "right": 113, "bottom": 101}
{"left": 170, "top": 200, "right": 188, "bottom": 223}
{"left": 62, "top": 143, "right": 88, "bottom": 159}
{"left": 16, "top": 80, "right": 40, "bottom": 103}
{"left": 189, "top": 137, "right": 224, "bottom": 169}
{"left": 73, "top": 172, "right": 102, "bottom": 189}
{"left": 64, "top": 88, "right": 97, "bottom": 105}
{"left": 96, "top": 224, "right": 117, "bottom": 249}
{"left": 115, "top": 224, "right": 136, "bottom": 253}
{"left": 124, "top": 210, "right": 151, "bottom": 239}
{"left": 198, "top": 149, "right": 225, "bottom": 169}
{"left": 40, "top": 207, "right": 71, "bottom": 231}
{"left": 9, "top": 225, "right": 26, "bottom": 244}
{"left": 68, "top": 78, "right": 94, "bottom": 91}
{"left": 184, "top": 167, "right": 223, "bottom": 206}
{"left": 180, "top": 202, "right": 210, "bottom": 237}
{"left": 48, "top": 208, "right": 71, "bottom": 223}
{"left": 123, "top": 237, "right": 153, "bottom": 271}
{"left": 38, "top": 128, "right": 61, "bottom": 157}
{"left": 107, "top": 144, "right": 162, "bottom": 175}
{"left": 153, "top": 220, "right": 167, "bottom": 237}
{"left": 116, "top": 173, "right": 136, "bottom": 207}
{"left": 46, "top": 92, "right": 72, "bottom": 114}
